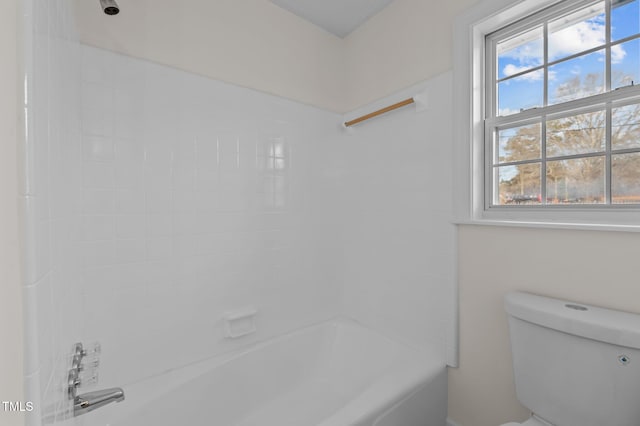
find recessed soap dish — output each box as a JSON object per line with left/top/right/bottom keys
{"left": 223, "top": 307, "right": 257, "bottom": 339}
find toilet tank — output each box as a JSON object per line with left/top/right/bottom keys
{"left": 505, "top": 292, "right": 640, "bottom": 426}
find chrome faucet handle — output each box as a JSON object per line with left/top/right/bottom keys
{"left": 73, "top": 342, "right": 87, "bottom": 358}
{"left": 71, "top": 354, "right": 83, "bottom": 372}
{"left": 71, "top": 342, "right": 86, "bottom": 372}
{"left": 68, "top": 342, "right": 87, "bottom": 400}
{"left": 68, "top": 341, "right": 103, "bottom": 400}
{"left": 67, "top": 369, "right": 81, "bottom": 400}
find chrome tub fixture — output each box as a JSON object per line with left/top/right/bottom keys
{"left": 67, "top": 342, "right": 125, "bottom": 416}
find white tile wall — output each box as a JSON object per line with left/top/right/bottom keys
{"left": 73, "top": 46, "right": 344, "bottom": 391}
{"left": 335, "top": 73, "right": 457, "bottom": 361}
{"left": 21, "top": 0, "right": 84, "bottom": 425}
{"left": 23, "top": 5, "right": 457, "bottom": 424}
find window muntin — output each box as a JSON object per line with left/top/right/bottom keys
{"left": 487, "top": 0, "right": 640, "bottom": 208}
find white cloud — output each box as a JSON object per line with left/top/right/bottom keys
{"left": 548, "top": 20, "right": 605, "bottom": 61}
{"left": 611, "top": 44, "right": 627, "bottom": 64}
{"left": 501, "top": 42, "right": 543, "bottom": 67}
{"left": 501, "top": 15, "right": 627, "bottom": 71}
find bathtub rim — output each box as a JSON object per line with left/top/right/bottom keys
{"left": 85, "top": 315, "right": 446, "bottom": 426}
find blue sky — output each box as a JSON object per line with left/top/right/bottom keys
{"left": 497, "top": 0, "right": 640, "bottom": 116}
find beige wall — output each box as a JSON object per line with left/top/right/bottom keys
{"left": 450, "top": 225, "right": 640, "bottom": 426}
{"left": 0, "top": 1, "right": 24, "bottom": 425}
{"left": 73, "top": 0, "right": 480, "bottom": 113}
{"left": 343, "top": 0, "right": 478, "bottom": 111}
{"left": 73, "top": 0, "right": 345, "bottom": 112}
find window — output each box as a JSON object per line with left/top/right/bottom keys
{"left": 487, "top": 0, "right": 640, "bottom": 207}
{"left": 454, "top": 0, "right": 640, "bottom": 228}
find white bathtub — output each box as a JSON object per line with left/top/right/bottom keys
{"left": 85, "top": 318, "right": 447, "bottom": 426}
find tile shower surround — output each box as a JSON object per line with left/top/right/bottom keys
{"left": 76, "top": 45, "right": 344, "bottom": 392}
{"left": 21, "top": 0, "right": 83, "bottom": 424}
{"left": 22, "top": 3, "right": 455, "bottom": 423}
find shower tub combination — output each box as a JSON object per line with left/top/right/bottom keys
{"left": 87, "top": 318, "right": 447, "bottom": 426}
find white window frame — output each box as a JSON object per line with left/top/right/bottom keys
{"left": 453, "top": 0, "right": 640, "bottom": 230}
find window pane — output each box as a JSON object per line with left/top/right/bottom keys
{"left": 612, "top": 152, "right": 640, "bottom": 203}
{"left": 498, "top": 70, "right": 543, "bottom": 115}
{"left": 487, "top": 0, "right": 640, "bottom": 209}
{"left": 546, "top": 156, "right": 605, "bottom": 204}
{"left": 496, "top": 163, "right": 541, "bottom": 205}
{"left": 497, "top": 123, "right": 541, "bottom": 163}
{"left": 611, "top": 38, "right": 640, "bottom": 90}
{"left": 548, "top": 2, "right": 605, "bottom": 62}
{"left": 546, "top": 110, "right": 605, "bottom": 157}
{"left": 548, "top": 50, "right": 605, "bottom": 105}
{"left": 612, "top": 0, "right": 640, "bottom": 42}
{"left": 497, "top": 26, "right": 543, "bottom": 79}
{"left": 612, "top": 103, "right": 640, "bottom": 149}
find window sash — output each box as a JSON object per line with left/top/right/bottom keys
{"left": 484, "top": 0, "right": 640, "bottom": 209}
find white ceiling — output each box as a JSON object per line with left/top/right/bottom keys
{"left": 270, "top": 0, "right": 396, "bottom": 38}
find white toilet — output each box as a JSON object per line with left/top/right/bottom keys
{"left": 502, "top": 291, "right": 640, "bottom": 426}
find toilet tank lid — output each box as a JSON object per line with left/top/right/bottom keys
{"left": 505, "top": 292, "right": 640, "bottom": 349}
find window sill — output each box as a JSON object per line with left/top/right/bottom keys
{"left": 453, "top": 218, "right": 640, "bottom": 233}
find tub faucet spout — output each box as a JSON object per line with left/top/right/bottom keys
{"left": 74, "top": 387, "right": 125, "bottom": 416}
